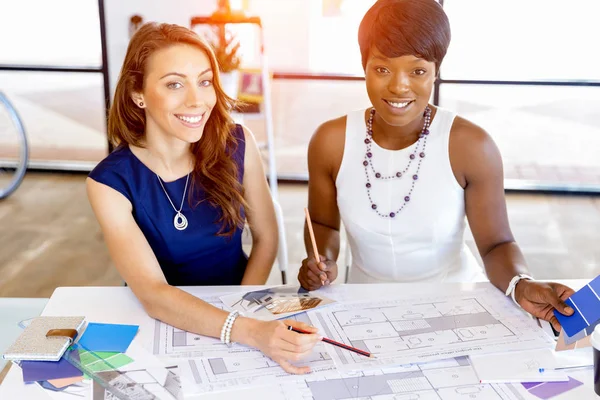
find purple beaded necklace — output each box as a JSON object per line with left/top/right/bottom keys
{"left": 363, "top": 106, "right": 432, "bottom": 218}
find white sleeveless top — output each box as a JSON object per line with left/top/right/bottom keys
{"left": 336, "top": 107, "right": 486, "bottom": 283}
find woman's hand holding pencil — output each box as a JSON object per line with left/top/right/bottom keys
{"left": 244, "top": 319, "right": 322, "bottom": 375}
{"left": 299, "top": 208, "right": 339, "bottom": 291}
{"left": 287, "top": 325, "right": 374, "bottom": 358}
{"left": 299, "top": 255, "right": 338, "bottom": 290}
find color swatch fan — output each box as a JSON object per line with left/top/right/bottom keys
{"left": 554, "top": 275, "right": 600, "bottom": 338}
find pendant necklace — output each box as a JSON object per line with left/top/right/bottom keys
{"left": 157, "top": 171, "right": 190, "bottom": 231}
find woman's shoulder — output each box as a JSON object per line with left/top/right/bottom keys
{"left": 448, "top": 112, "right": 503, "bottom": 184}
{"left": 87, "top": 146, "right": 140, "bottom": 202}
{"left": 306, "top": 114, "right": 352, "bottom": 179}
{"left": 449, "top": 113, "right": 495, "bottom": 150}
{"left": 309, "top": 115, "right": 348, "bottom": 153}
{"left": 89, "top": 145, "right": 135, "bottom": 178}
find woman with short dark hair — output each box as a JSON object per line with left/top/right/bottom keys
{"left": 299, "top": 0, "right": 575, "bottom": 331}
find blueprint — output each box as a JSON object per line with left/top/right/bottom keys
{"left": 180, "top": 355, "right": 531, "bottom": 400}
{"left": 309, "top": 288, "right": 555, "bottom": 371}
{"left": 175, "top": 307, "right": 536, "bottom": 399}
{"left": 179, "top": 345, "right": 336, "bottom": 395}
{"left": 153, "top": 296, "right": 260, "bottom": 359}
{"left": 280, "top": 356, "right": 529, "bottom": 400}
{"left": 177, "top": 312, "right": 337, "bottom": 395}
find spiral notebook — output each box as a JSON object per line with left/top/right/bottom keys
{"left": 2, "top": 316, "right": 85, "bottom": 362}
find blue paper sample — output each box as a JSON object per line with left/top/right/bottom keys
{"left": 77, "top": 323, "right": 138, "bottom": 353}
{"left": 554, "top": 275, "right": 600, "bottom": 337}
{"left": 21, "top": 356, "right": 82, "bottom": 382}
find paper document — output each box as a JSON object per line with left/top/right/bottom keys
{"left": 220, "top": 285, "right": 336, "bottom": 321}
{"left": 309, "top": 288, "right": 556, "bottom": 371}
{"left": 177, "top": 311, "right": 336, "bottom": 396}
{"left": 180, "top": 354, "right": 536, "bottom": 400}
{"left": 470, "top": 348, "right": 568, "bottom": 383}
{"left": 179, "top": 344, "right": 336, "bottom": 396}
{"left": 553, "top": 347, "right": 593, "bottom": 369}
{"left": 153, "top": 296, "right": 261, "bottom": 359}
{"left": 280, "top": 356, "right": 533, "bottom": 400}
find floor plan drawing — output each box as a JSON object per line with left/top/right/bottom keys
{"left": 153, "top": 296, "right": 260, "bottom": 359}
{"left": 309, "top": 289, "right": 555, "bottom": 371}
{"left": 179, "top": 345, "right": 336, "bottom": 395}
{"left": 177, "top": 312, "right": 338, "bottom": 395}
{"left": 280, "top": 356, "right": 526, "bottom": 400}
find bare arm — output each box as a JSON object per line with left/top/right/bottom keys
{"left": 86, "top": 178, "right": 253, "bottom": 339}
{"left": 299, "top": 118, "right": 346, "bottom": 289}
{"left": 86, "top": 178, "right": 320, "bottom": 373}
{"left": 449, "top": 118, "right": 527, "bottom": 292}
{"left": 450, "top": 118, "right": 574, "bottom": 329}
{"left": 240, "top": 126, "right": 278, "bottom": 285}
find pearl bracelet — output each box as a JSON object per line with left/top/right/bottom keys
{"left": 220, "top": 310, "right": 239, "bottom": 346}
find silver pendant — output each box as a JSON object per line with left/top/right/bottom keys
{"left": 174, "top": 212, "right": 188, "bottom": 230}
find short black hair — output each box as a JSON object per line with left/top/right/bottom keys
{"left": 358, "top": 0, "right": 451, "bottom": 72}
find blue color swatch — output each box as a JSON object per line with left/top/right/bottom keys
{"left": 21, "top": 355, "right": 81, "bottom": 382}
{"left": 554, "top": 275, "right": 600, "bottom": 337}
{"left": 77, "top": 322, "right": 138, "bottom": 353}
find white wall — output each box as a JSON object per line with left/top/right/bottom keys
{"left": 245, "top": 0, "right": 311, "bottom": 72}
{"left": 103, "top": 0, "right": 218, "bottom": 98}
{"left": 103, "top": 0, "right": 316, "bottom": 98}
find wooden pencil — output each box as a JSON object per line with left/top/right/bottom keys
{"left": 288, "top": 325, "right": 375, "bottom": 358}
{"left": 304, "top": 207, "right": 325, "bottom": 286}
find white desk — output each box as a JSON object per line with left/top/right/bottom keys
{"left": 0, "top": 280, "right": 595, "bottom": 399}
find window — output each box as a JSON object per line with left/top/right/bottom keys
{"left": 0, "top": 0, "right": 101, "bottom": 67}
{"left": 443, "top": 0, "right": 600, "bottom": 81}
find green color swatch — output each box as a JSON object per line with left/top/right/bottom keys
{"left": 78, "top": 349, "right": 133, "bottom": 372}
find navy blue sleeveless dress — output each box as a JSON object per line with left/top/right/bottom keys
{"left": 88, "top": 125, "right": 247, "bottom": 286}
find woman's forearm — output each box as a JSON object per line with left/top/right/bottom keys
{"left": 139, "top": 283, "right": 259, "bottom": 346}
{"left": 241, "top": 236, "right": 278, "bottom": 285}
{"left": 482, "top": 241, "right": 530, "bottom": 292}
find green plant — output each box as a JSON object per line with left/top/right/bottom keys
{"left": 211, "top": 25, "right": 242, "bottom": 73}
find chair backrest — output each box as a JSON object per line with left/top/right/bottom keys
{"left": 272, "top": 199, "right": 288, "bottom": 283}
{"left": 242, "top": 198, "right": 288, "bottom": 284}
{"left": 343, "top": 226, "right": 352, "bottom": 283}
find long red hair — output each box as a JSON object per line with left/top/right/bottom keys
{"left": 108, "top": 22, "right": 247, "bottom": 237}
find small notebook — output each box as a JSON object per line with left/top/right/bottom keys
{"left": 3, "top": 316, "right": 85, "bottom": 362}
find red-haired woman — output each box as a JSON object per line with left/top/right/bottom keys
{"left": 87, "top": 23, "right": 319, "bottom": 374}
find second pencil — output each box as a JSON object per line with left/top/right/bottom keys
{"left": 287, "top": 325, "right": 375, "bottom": 358}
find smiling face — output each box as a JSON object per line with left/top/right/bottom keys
{"left": 365, "top": 47, "right": 436, "bottom": 127}
{"left": 132, "top": 44, "right": 217, "bottom": 144}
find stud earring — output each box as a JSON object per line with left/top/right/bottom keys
{"left": 139, "top": 102, "right": 144, "bottom": 107}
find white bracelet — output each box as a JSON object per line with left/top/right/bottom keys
{"left": 225, "top": 311, "right": 239, "bottom": 346}
{"left": 220, "top": 311, "right": 239, "bottom": 346}
{"left": 220, "top": 312, "right": 235, "bottom": 343}
{"left": 505, "top": 273, "right": 534, "bottom": 307}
